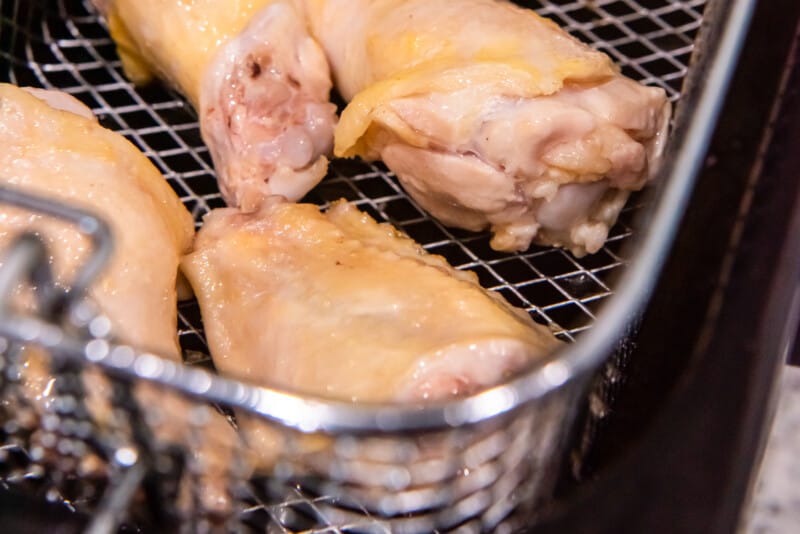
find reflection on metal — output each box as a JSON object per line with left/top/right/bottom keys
{"left": 0, "top": 0, "right": 751, "bottom": 531}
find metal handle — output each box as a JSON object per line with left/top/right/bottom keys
{"left": 0, "top": 184, "right": 113, "bottom": 316}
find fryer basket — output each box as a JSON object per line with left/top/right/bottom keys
{"left": 0, "top": 0, "right": 747, "bottom": 531}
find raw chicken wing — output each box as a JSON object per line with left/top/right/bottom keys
{"left": 0, "top": 84, "right": 193, "bottom": 356}
{"left": 299, "top": 0, "right": 671, "bottom": 255}
{"left": 96, "top": 0, "right": 337, "bottom": 210}
{"left": 181, "top": 199, "right": 560, "bottom": 403}
{"left": 0, "top": 84, "right": 238, "bottom": 516}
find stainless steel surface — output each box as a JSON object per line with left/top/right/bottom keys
{"left": 0, "top": 0, "right": 735, "bottom": 531}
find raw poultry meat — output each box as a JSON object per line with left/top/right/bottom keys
{"left": 0, "top": 84, "right": 238, "bottom": 516}
{"left": 0, "top": 84, "right": 193, "bottom": 356}
{"left": 181, "top": 199, "right": 560, "bottom": 403}
{"left": 95, "top": 0, "right": 337, "bottom": 210}
{"left": 298, "top": 0, "right": 671, "bottom": 256}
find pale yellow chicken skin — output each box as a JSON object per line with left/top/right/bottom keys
{"left": 0, "top": 84, "right": 239, "bottom": 516}
{"left": 0, "top": 84, "right": 193, "bottom": 356}
{"left": 96, "top": 0, "right": 337, "bottom": 210}
{"left": 182, "top": 199, "right": 560, "bottom": 402}
{"left": 299, "top": 0, "right": 671, "bottom": 256}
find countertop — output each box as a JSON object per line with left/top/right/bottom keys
{"left": 743, "top": 365, "right": 800, "bottom": 533}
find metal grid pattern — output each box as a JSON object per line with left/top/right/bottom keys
{"left": 224, "top": 391, "right": 573, "bottom": 534}
{"left": 0, "top": 0, "right": 707, "bottom": 530}
{"left": 531, "top": 0, "right": 704, "bottom": 96}
{"left": 0, "top": 0, "right": 704, "bottom": 350}
{"left": 0, "top": 320, "right": 569, "bottom": 532}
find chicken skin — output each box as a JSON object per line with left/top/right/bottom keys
{"left": 181, "top": 199, "right": 560, "bottom": 403}
{"left": 0, "top": 84, "right": 193, "bottom": 356}
{"left": 299, "top": 0, "right": 671, "bottom": 255}
{"left": 95, "top": 0, "right": 337, "bottom": 210}
{"left": 0, "top": 84, "right": 238, "bottom": 516}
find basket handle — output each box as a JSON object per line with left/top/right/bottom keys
{"left": 0, "top": 184, "right": 113, "bottom": 318}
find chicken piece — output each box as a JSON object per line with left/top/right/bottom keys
{"left": 181, "top": 199, "right": 560, "bottom": 403}
{"left": 95, "top": 0, "right": 337, "bottom": 210}
{"left": 0, "top": 84, "right": 193, "bottom": 356}
{"left": 0, "top": 84, "right": 240, "bottom": 517}
{"left": 299, "top": 0, "right": 671, "bottom": 256}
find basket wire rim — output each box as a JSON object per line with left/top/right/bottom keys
{"left": 0, "top": 0, "right": 755, "bottom": 435}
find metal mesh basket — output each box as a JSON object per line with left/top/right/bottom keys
{"left": 0, "top": 0, "right": 744, "bottom": 531}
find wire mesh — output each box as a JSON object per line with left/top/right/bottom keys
{"left": 0, "top": 0, "right": 703, "bottom": 351}
{"left": 0, "top": 0, "right": 707, "bottom": 530}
